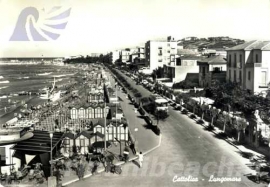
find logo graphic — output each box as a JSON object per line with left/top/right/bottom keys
{"left": 10, "top": 6, "right": 71, "bottom": 41}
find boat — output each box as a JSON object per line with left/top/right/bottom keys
{"left": 40, "top": 77, "right": 61, "bottom": 102}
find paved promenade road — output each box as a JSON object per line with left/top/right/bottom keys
{"left": 68, "top": 69, "right": 265, "bottom": 187}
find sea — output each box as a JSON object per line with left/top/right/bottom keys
{"left": 0, "top": 64, "right": 78, "bottom": 123}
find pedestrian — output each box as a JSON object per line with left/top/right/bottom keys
{"left": 138, "top": 152, "right": 144, "bottom": 168}
{"left": 4, "top": 107, "right": 7, "bottom": 113}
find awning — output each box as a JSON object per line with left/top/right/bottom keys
{"left": 12, "top": 130, "right": 64, "bottom": 153}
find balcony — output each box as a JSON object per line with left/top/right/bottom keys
{"left": 258, "top": 83, "right": 269, "bottom": 88}
{"left": 245, "top": 63, "right": 262, "bottom": 68}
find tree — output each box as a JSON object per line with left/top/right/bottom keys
{"left": 221, "top": 111, "right": 233, "bottom": 133}
{"left": 155, "top": 110, "right": 169, "bottom": 125}
{"left": 173, "top": 80, "right": 199, "bottom": 90}
{"left": 209, "top": 106, "right": 220, "bottom": 127}
{"left": 134, "top": 92, "right": 142, "bottom": 104}
{"left": 234, "top": 117, "right": 248, "bottom": 142}
{"left": 200, "top": 102, "right": 208, "bottom": 121}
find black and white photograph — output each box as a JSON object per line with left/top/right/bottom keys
{"left": 0, "top": 0, "right": 270, "bottom": 186}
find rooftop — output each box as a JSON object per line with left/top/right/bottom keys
{"left": 177, "top": 55, "right": 204, "bottom": 60}
{"left": 197, "top": 55, "right": 227, "bottom": 65}
{"left": 226, "top": 40, "right": 270, "bottom": 51}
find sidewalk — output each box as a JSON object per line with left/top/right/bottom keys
{"left": 178, "top": 105, "right": 270, "bottom": 163}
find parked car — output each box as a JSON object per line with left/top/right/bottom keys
{"left": 174, "top": 104, "right": 182, "bottom": 110}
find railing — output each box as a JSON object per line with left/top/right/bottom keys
{"left": 245, "top": 63, "right": 262, "bottom": 67}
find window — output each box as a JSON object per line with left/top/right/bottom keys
{"left": 248, "top": 71, "right": 251, "bottom": 81}
{"left": 261, "top": 71, "right": 267, "bottom": 86}
{"left": 239, "top": 54, "right": 242, "bottom": 63}
{"left": 158, "top": 49, "right": 162, "bottom": 56}
{"left": 234, "top": 53, "right": 237, "bottom": 67}
{"left": 167, "top": 50, "right": 170, "bottom": 53}
{"left": 256, "top": 54, "right": 259, "bottom": 62}
{"left": 239, "top": 71, "right": 242, "bottom": 83}
{"left": 229, "top": 55, "right": 231, "bottom": 67}
{"left": 234, "top": 70, "right": 236, "bottom": 82}
{"left": 213, "top": 67, "right": 220, "bottom": 72}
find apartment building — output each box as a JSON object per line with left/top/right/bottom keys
{"left": 130, "top": 47, "right": 145, "bottom": 63}
{"left": 112, "top": 50, "right": 120, "bottom": 64}
{"left": 120, "top": 49, "right": 131, "bottom": 63}
{"left": 226, "top": 40, "right": 270, "bottom": 94}
{"left": 145, "top": 36, "right": 178, "bottom": 71}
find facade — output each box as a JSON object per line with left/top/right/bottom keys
{"left": 145, "top": 36, "right": 178, "bottom": 71}
{"left": 130, "top": 47, "right": 145, "bottom": 64}
{"left": 163, "top": 56, "right": 201, "bottom": 83}
{"left": 93, "top": 120, "right": 128, "bottom": 141}
{"left": 62, "top": 130, "right": 104, "bottom": 154}
{"left": 74, "top": 131, "right": 95, "bottom": 154}
{"left": 112, "top": 50, "right": 120, "bottom": 64}
{"left": 69, "top": 103, "right": 108, "bottom": 120}
{"left": 226, "top": 40, "right": 270, "bottom": 94}
{"left": 197, "top": 55, "right": 227, "bottom": 87}
{"left": 120, "top": 49, "right": 131, "bottom": 63}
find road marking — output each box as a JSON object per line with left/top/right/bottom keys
{"left": 143, "top": 134, "right": 162, "bottom": 155}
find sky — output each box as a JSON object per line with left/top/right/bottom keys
{"left": 0, "top": 0, "right": 270, "bottom": 57}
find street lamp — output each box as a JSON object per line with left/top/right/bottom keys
{"left": 49, "top": 132, "right": 53, "bottom": 177}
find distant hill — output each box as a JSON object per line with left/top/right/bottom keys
{"left": 178, "top": 36, "right": 245, "bottom": 51}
